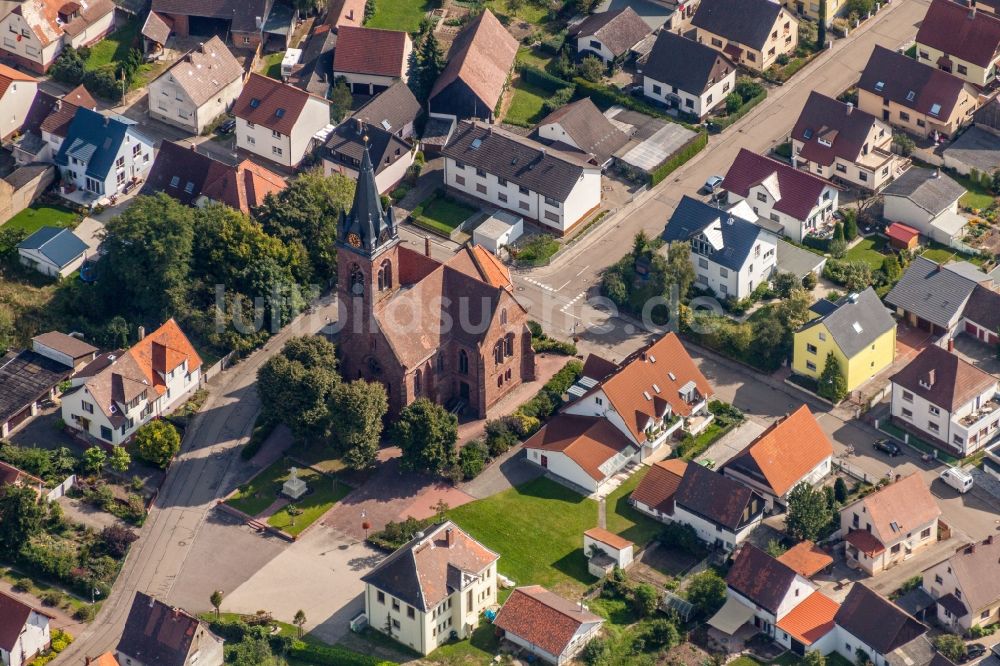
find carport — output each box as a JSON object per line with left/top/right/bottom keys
{"left": 708, "top": 598, "right": 756, "bottom": 635}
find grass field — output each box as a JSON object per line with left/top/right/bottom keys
{"left": 603, "top": 467, "right": 664, "bottom": 547}
{"left": 516, "top": 46, "right": 553, "bottom": 70}
{"left": 365, "top": 0, "right": 432, "bottom": 32}
{"left": 226, "top": 458, "right": 347, "bottom": 534}
{"left": 3, "top": 205, "right": 79, "bottom": 236}
{"left": 411, "top": 193, "right": 476, "bottom": 235}
{"left": 504, "top": 79, "right": 550, "bottom": 127}
{"left": 448, "top": 477, "right": 599, "bottom": 595}
{"left": 949, "top": 172, "right": 997, "bottom": 211}
{"left": 844, "top": 236, "right": 888, "bottom": 269}
{"left": 85, "top": 19, "right": 141, "bottom": 70}
{"left": 259, "top": 51, "right": 284, "bottom": 79}
{"left": 487, "top": 0, "right": 549, "bottom": 24}
{"left": 427, "top": 622, "right": 499, "bottom": 665}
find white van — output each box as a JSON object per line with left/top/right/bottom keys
{"left": 939, "top": 467, "right": 974, "bottom": 494}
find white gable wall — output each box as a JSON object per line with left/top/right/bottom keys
{"left": 0, "top": 78, "right": 36, "bottom": 140}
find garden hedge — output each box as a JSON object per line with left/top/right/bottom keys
{"left": 650, "top": 132, "right": 708, "bottom": 186}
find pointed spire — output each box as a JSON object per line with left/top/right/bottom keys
{"left": 338, "top": 128, "right": 397, "bottom": 256}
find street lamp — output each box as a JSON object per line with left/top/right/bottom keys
{"left": 92, "top": 588, "right": 101, "bottom": 605}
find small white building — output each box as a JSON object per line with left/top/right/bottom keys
{"left": 0, "top": 591, "right": 53, "bottom": 666}
{"left": 280, "top": 48, "right": 302, "bottom": 79}
{"left": 882, "top": 168, "right": 968, "bottom": 245}
{"left": 233, "top": 73, "right": 330, "bottom": 168}
{"left": 0, "top": 64, "right": 38, "bottom": 141}
{"left": 641, "top": 31, "right": 736, "bottom": 119}
{"left": 584, "top": 527, "right": 634, "bottom": 577}
{"left": 473, "top": 210, "right": 523, "bottom": 255}
{"left": 17, "top": 226, "right": 90, "bottom": 278}
{"left": 147, "top": 36, "right": 244, "bottom": 135}
{"left": 567, "top": 6, "right": 652, "bottom": 65}
{"left": 493, "top": 586, "right": 604, "bottom": 665}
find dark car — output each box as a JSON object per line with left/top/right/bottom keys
{"left": 964, "top": 644, "right": 987, "bottom": 662}
{"left": 217, "top": 119, "right": 236, "bottom": 134}
{"left": 874, "top": 439, "right": 902, "bottom": 456}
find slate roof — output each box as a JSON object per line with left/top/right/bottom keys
{"left": 835, "top": 584, "right": 927, "bottom": 656}
{"left": 692, "top": 0, "right": 788, "bottom": 50}
{"left": 891, "top": 345, "right": 996, "bottom": 412}
{"left": 0, "top": 591, "right": 53, "bottom": 653}
{"left": 675, "top": 463, "right": 761, "bottom": 531}
{"left": 17, "top": 226, "right": 88, "bottom": 268}
{"left": 843, "top": 473, "right": 942, "bottom": 544}
{"left": 643, "top": 31, "right": 734, "bottom": 96}
{"left": 493, "top": 586, "right": 603, "bottom": 658}
{"left": 943, "top": 126, "right": 1000, "bottom": 175}
{"left": 141, "top": 10, "right": 173, "bottom": 45}
{"left": 799, "top": 287, "right": 896, "bottom": 359}
{"left": 727, "top": 545, "right": 799, "bottom": 614}
{"left": 442, "top": 120, "right": 594, "bottom": 201}
{"left": 630, "top": 459, "right": 688, "bottom": 515}
{"left": 333, "top": 26, "right": 409, "bottom": 77}
{"left": 324, "top": 121, "right": 411, "bottom": 178}
{"left": 568, "top": 6, "right": 652, "bottom": 57}
{"left": 150, "top": 0, "right": 270, "bottom": 33}
{"left": 0, "top": 349, "right": 72, "bottom": 425}
{"left": 721, "top": 148, "right": 833, "bottom": 221}
{"left": 536, "top": 98, "right": 630, "bottom": 166}
{"left": 884, "top": 256, "right": 984, "bottom": 329}
{"left": 916, "top": 0, "right": 1000, "bottom": 68}
{"left": 118, "top": 592, "right": 214, "bottom": 666}
{"left": 859, "top": 46, "right": 971, "bottom": 120}
{"left": 233, "top": 73, "right": 318, "bottom": 135}
{"left": 54, "top": 108, "right": 152, "bottom": 181}
{"left": 884, "top": 168, "right": 966, "bottom": 216}
{"left": 792, "top": 91, "right": 885, "bottom": 166}
{"left": 154, "top": 36, "right": 243, "bottom": 107}
{"left": 523, "top": 414, "right": 636, "bottom": 481}
{"left": 361, "top": 521, "right": 498, "bottom": 612}
{"left": 351, "top": 81, "right": 420, "bottom": 136}
{"left": 960, "top": 283, "right": 1000, "bottom": 332}
{"left": 430, "top": 9, "right": 518, "bottom": 112}
{"left": 662, "top": 195, "right": 765, "bottom": 272}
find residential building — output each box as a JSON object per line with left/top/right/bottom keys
{"left": 0, "top": 461, "right": 45, "bottom": 495}
{"left": 232, "top": 73, "right": 330, "bottom": 168}
{"left": 776, "top": 540, "right": 834, "bottom": 579}
{"left": 630, "top": 458, "right": 688, "bottom": 521}
{"left": 61, "top": 319, "right": 203, "bottom": 446}
{"left": 890, "top": 345, "right": 1000, "bottom": 456}
{"left": 883, "top": 256, "right": 994, "bottom": 335}
{"left": 322, "top": 120, "right": 414, "bottom": 194}
{"left": 332, "top": 26, "right": 412, "bottom": 95}
{"left": 361, "top": 522, "right": 499, "bottom": 656}
{"left": 915, "top": 0, "right": 1000, "bottom": 88}
{"left": 53, "top": 108, "right": 154, "bottom": 202}
{"left": 722, "top": 405, "right": 834, "bottom": 510}
{"left": 493, "top": 586, "right": 604, "bottom": 665}
{"left": 0, "top": 64, "right": 37, "bottom": 141}
{"left": 535, "top": 98, "right": 631, "bottom": 169}
{"left": 199, "top": 159, "right": 286, "bottom": 213}
{"left": 942, "top": 97, "right": 1000, "bottom": 176}
{"left": 30, "top": 331, "right": 98, "bottom": 371}
{"left": 0, "top": 590, "right": 53, "bottom": 666}
{"left": 691, "top": 0, "right": 798, "bottom": 72}
{"left": 783, "top": 0, "right": 846, "bottom": 26}
{"left": 721, "top": 148, "right": 839, "bottom": 242}
{"left": 922, "top": 535, "right": 1000, "bottom": 632}
{"left": 12, "top": 84, "right": 97, "bottom": 166}
{"left": 148, "top": 0, "right": 273, "bottom": 51}
{"left": 834, "top": 584, "right": 931, "bottom": 666}
{"left": 351, "top": 80, "right": 421, "bottom": 140}
{"left": 671, "top": 463, "right": 765, "bottom": 550}
{"left": 116, "top": 592, "right": 224, "bottom": 666}
{"left": 857, "top": 46, "right": 978, "bottom": 139}
{"left": 883, "top": 168, "right": 968, "bottom": 244}
{"left": 147, "top": 37, "right": 244, "bottom": 134}
{"left": 526, "top": 333, "right": 713, "bottom": 494}
{"left": 790, "top": 91, "right": 902, "bottom": 191}
{"left": 839, "top": 473, "right": 941, "bottom": 575}
{"left": 641, "top": 31, "right": 736, "bottom": 119}
{"left": 442, "top": 121, "right": 601, "bottom": 234}
{"left": 0, "top": 0, "right": 115, "bottom": 73}
{"left": 662, "top": 195, "right": 778, "bottom": 300}
{"left": 428, "top": 10, "right": 518, "bottom": 121}
{"left": 792, "top": 287, "right": 897, "bottom": 393}
{"left": 335, "top": 144, "right": 535, "bottom": 419}
{"left": 567, "top": 6, "right": 652, "bottom": 65}
{"left": 17, "top": 226, "right": 90, "bottom": 277}
{"left": 287, "top": 23, "right": 336, "bottom": 97}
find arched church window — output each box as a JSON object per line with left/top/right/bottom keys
{"left": 493, "top": 341, "right": 503, "bottom": 365}
{"left": 380, "top": 260, "right": 392, "bottom": 290}
{"left": 350, "top": 263, "right": 364, "bottom": 297}
{"left": 504, "top": 333, "right": 514, "bottom": 357}
{"left": 414, "top": 369, "right": 422, "bottom": 395}
{"left": 458, "top": 350, "right": 469, "bottom": 375}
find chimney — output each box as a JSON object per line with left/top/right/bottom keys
{"left": 355, "top": 117, "right": 364, "bottom": 135}
{"left": 933, "top": 169, "right": 940, "bottom": 178}
{"left": 927, "top": 368, "right": 936, "bottom": 386}
{"left": 138, "top": 325, "right": 146, "bottom": 340}
{"left": 445, "top": 527, "right": 455, "bottom": 548}
{"left": 967, "top": 543, "right": 977, "bottom": 554}
{"left": 970, "top": 5, "right": 977, "bottom": 18}
{"left": 847, "top": 102, "right": 854, "bottom": 115}
{"left": 895, "top": 473, "right": 901, "bottom": 482}
{"left": 986, "top": 534, "right": 994, "bottom": 545}
{"left": 726, "top": 216, "right": 734, "bottom": 225}
{"left": 86, "top": 659, "right": 92, "bottom": 665}
{"left": 54, "top": 99, "right": 62, "bottom": 111}
{"left": 424, "top": 236, "right": 431, "bottom": 257}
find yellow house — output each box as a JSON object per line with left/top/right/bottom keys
{"left": 692, "top": 0, "right": 798, "bottom": 72}
{"left": 914, "top": 0, "right": 1000, "bottom": 88}
{"left": 793, "top": 287, "right": 897, "bottom": 393}
{"left": 784, "top": 0, "right": 845, "bottom": 27}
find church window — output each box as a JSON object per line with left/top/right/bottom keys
{"left": 504, "top": 333, "right": 514, "bottom": 357}
{"left": 497, "top": 375, "right": 503, "bottom": 387}
{"left": 349, "top": 263, "right": 364, "bottom": 297}
{"left": 380, "top": 260, "right": 392, "bottom": 290}
{"left": 377, "top": 268, "right": 385, "bottom": 291}
{"left": 437, "top": 354, "right": 445, "bottom": 371}
{"left": 414, "top": 369, "right": 422, "bottom": 395}
{"left": 368, "top": 357, "right": 382, "bottom": 375}
{"left": 493, "top": 342, "right": 503, "bottom": 365}
{"left": 501, "top": 309, "right": 507, "bottom": 325}
{"left": 459, "top": 350, "right": 469, "bottom": 375}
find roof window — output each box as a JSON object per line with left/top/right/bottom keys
{"left": 275, "top": 108, "right": 285, "bottom": 118}
{"left": 471, "top": 138, "right": 482, "bottom": 149}
{"left": 874, "top": 81, "right": 885, "bottom": 91}
{"left": 905, "top": 90, "right": 916, "bottom": 102}
{"left": 642, "top": 391, "right": 651, "bottom": 400}
{"left": 803, "top": 128, "right": 813, "bottom": 139}
{"left": 929, "top": 103, "right": 941, "bottom": 117}
{"left": 249, "top": 98, "right": 261, "bottom": 108}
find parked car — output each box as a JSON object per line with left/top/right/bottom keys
{"left": 703, "top": 175, "right": 724, "bottom": 193}
{"left": 217, "top": 119, "right": 236, "bottom": 134}
{"left": 963, "top": 643, "right": 987, "bottom": 662}
{"left": 874, "top": 439, "right": 902, "bottom": 456}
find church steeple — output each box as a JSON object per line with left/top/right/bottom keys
{"left": 338, "top": 135, "right": 397, "bottom": 257}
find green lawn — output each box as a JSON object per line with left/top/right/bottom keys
{"left": 85, "top": 19, "right": 141, "bottom": 70}
{"left": 504, "top": 79, "right": 550, "bottom": 127}
{"left": 920, "top": 246, "right": 956, "bottom": 264}
{"left": 365, "top": 0, "right": 432, "bottom": 32}
{"left": 448, "top": 477, "right": 599, "bottom": 595}
{"left": 487, "top": 0, "right": 549, "bottom": 24}
{"left": 603, "top": 467, "right": 663, "bottom": 547}
{"left": 516, "top": 46, "right": 553, "bottom": 70}
{"left": 411, "top": 193, "right": 476, "bottom": 236}
{"left": 949, "top": 172, "right": 997, "bottom": 211}
{"left": 844, "top": 236, "right": 889, "bottom": 269}
{"left": 3, "top": 205, "right": 79, "bottom": 235}
{"left": 427, "top": 621, "right": 499, "bottom": 664}
{"left": 259, "top": 51, "right": 284, "bottom": 79}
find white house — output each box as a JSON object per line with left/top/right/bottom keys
{"left": 721, "top": 148, "right": 839, "bottom": 243}
{"left": 832, "top": 584, "right": 931, "bottom": 666}
{"left": 883, "top": 168, "right": 968, "bottom": 245}
{"left": 0, "top": 64, "right": 37, "bottom": 141}
{"left": 61, "top": 319, "right": 202, "bottom": 446}
{"left": 493, "top": 586, "right": 604, "bottom": 665}
{"left": 0, "top": 0, "right": 115, "bottom": 73}
{"left": 568, "top": 6, "right": 651, "bottom": 64}
{"left": 53, "top": 108, "right": 154, "bottom": 203}
{"left": 535, "top": 98, "right": 630, "bottom": 169}
{"left": 890, "top": 345, "right": 1000, "bottom": 456}
{"left": 922, "top": 536, "right": 1000, "bottom": 632}
{"left": 321, "top": 120, "right": 414, "bottom": 195}
{"left": 441, "top": 120, "right": 601, "bottom": 235}
{"left": 147, "top": 37, "right": 244, "bottom": 134}
{"left": 0, "top": 591, "right": 53, "bottom": 666}
{"left": 331, "top": 26, "right": 411, "bottom": 94}
{"left": 641, "top": 31, "right": 736, "bottom": 119}
{"left": 361, "top": 522, "right": 499, "bottom": 656}
{"left": 669, "top": 463, "right": 765, "bottom": 551}
{"left": 17, "top": 226, "right": 90, "bottom": 278}
{"left": 233, "top": 73, "right": 331, "bottom": 168}
{"left": 662, "top": 195, "right": 778, "bottom": 300}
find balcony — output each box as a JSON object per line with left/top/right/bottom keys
{"left": 856, "top": 146, "right": 896, "bottom": 171}
{"left": 957, "top": 396, "right": 1000, "bottom": 427}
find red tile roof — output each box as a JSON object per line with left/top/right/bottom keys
{"left": 429, "top": 9, "right": 518, "bottom": 112}
{"left": 845, "top": 528, "right": 886, "bottom": 556}
{"left": 326, "top": 0, "right": 364, "bottom": 29}
{"left": 721, "top": 148, "right": 836, "bottom": 222}
{"left": 585, "top": 527, "right": 633, "bottom": 551}
{"left": 233, "top": 73, "right": 315, "bottom": 135}
{"left": 777, "top": 540, "right": 834, "bottom": 577}
{"left": 630, "top": 459, "right": 687, "bottom": 515}
{"left": 0, "top": 461, "right": 44, "bottom": 488}
{"left": 201, "top": 159, "right": 287, "bottom": 213}
{"left": 776, "top": 590, "right": 839, "bottom": 645}
{"left": 0, "top": 63, "right": 36, "bottom": 99}
{"left": 886, "top": 222, "right": 920, "bottom": 245}
{"left": 494, "top": 586, "right": 603, "bottom": 658}
{"left": 524, "top": 414, "right": 636, "bottom": 481}
{"left": 333, "top": 26, "right": 409, "bottom": 77}
{"left": 445, "top": 245, "right": 513, "bottom": 291}
{"left": 916, "top": 0, "right": 1000, "bottom": 68}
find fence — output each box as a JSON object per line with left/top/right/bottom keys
{"left": 45, "top": 474, "right": 76, "bottom": 502}
{"left": 201, "top": 350, "right": 236, "bottom": 383}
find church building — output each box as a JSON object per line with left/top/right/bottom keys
{"left": 336, "top": 144, "right": 536, "bottom": 418}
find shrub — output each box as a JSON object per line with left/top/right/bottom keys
{"left": 651, "top": 132, "right": 708, "bottom": 185}
{"left": 657, "top": 522, "right": 704, "bottom": 555}
{"left": 457, "top": 440, "right": 487, "bottom": 480}
{"left": 484, "top": 418, "right": 519, "bottom": 457}
{"left": 725, "top": 92, "right": 742, "bottom": 114}
{"left": 288, "top": 640, "right": 393, "bottom": 666}
{"left": 40, "top": 590, "right": 63, "bottom": 607}
{"left": 893, "top": 133, "right": 915, "bottom": 157}
{"left": 100, "top": 525, "right": 139, "bottom": 559}
{"left": 582, "top": 638, "right": 610, "bottom": 665}
{"left": 934, "top": 634, "right": 966, "bottom": 663}
{"left": 633, "top": 583, "right": 659, "bottom": 617}
{"left": 74, "top": 605, "right": 95, "bottom": 621}
{"left": 803, "top": 271, "right": 818, "bottom": 290}
{"left": 50, "top": 47, "right": 86, "bottom": 85}
{"left": 242, "top": 413, "right": 278, "bottom": 460}
{"left": 834, "top": 477, "right": 849, "bottom": 503}
{"left": 367, "top": 516, "right": 436, "bottom": 551}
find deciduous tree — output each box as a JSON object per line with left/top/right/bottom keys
{"left": 686, "top": 569, "right": 727, "bottom": 616}
{"left": 786, "top": 482, "right": 833, "bottom": 541}
{"left": 134, "top": 420, "right": 182, "bottom": 469}
{"left": 257, "top": 337, "right": 340, "bottom": 444}
{"left": 394, "top": 398, "right": 458, "bottom": 474}
{"left": 109, "top": 446, "right": 131, "bottom": 474}
{"left": 83, "top": 446, "right": 107, "bottom": 477}
{"left": 328, "top": 379, "right": 388, "bottom": 469}
{"left": 0, "top": 484, "right": 44, "bottom": 551}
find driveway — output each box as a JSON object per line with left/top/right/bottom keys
{"left": 75, "top": 217, "right": 105, "bottom": 254}
{"left": 697, "top": 419, "right": 766, "bottom": 468}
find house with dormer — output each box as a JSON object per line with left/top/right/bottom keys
{"left": 60, "top": 319, "right": 202, "bottom": 446}
{"left": 116, "top": 593, "right": 224, "bottom": 666}
{"left": 0, "top": 590, "right": 54, "bottom": 666}
{"left": 0, "top": 0, "right": 115, "bottom": 73}
{"left": 922, "top": 536, "right": 1000, "bottom": 632}
{"left": 915, "top": 0, "right": 1000, "bottom": 89}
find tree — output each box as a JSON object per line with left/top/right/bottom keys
{"left": 83, "top": 446, "right": 107, "bottom": 477}
{"left": 735, "top": 77, "right": 764, "bottom": 102}
{"left": 725, "top": 92, "right": 743, "bottom": 114}
{"left": 210, "top": 590, "right": 224, "bottom": 619}
{"left": 0, "top": 484, "right": 44, "bottom": 551}
{"left": 643, "top": 618, "right": 680, "bottom": 649}
{"left": 633, "top": 583, "right": 659, "bottom": 617}
{"left": 134, "top": 420, "right": 182, "bottom": 469}
{"left": 805, "top": 650, "right": 826, "bottom": 666}
{"left": 229, "top": 635, "right": 276, "bottom": 666}
{"left": 457, "top": 440, "right": 488, "bottom": 480}
{"left": 842, "top": 209, "right": 859, "bottom": 240}
{"left": 765, "top": 539, "right": 788, "bottom": 557}
{"left": 934, "top": 634, "right": 966, "bottom": 663}
{"left": 257, "top": 336, "right": 340, "bottom": 444}
{"left": 329, "top": 79, "right": 353, "bottom": 123}
{"left": 772, "top": 272, "right": 800, "bottom": 298}
{"left": 818, "top": 351, "right": 848, "bottom": 402}
{"left": 109, "top": 446, "right": 131, "bottom": 475}
{"left": 785, "top": 482, "right": 834, "bottom": 541}
{"left": 100, "top": 525, "right": 138, "bottom": 558}
{"left": 686, "top": 569, "right": 727, "bottom": 616}
{"left": 834, "top": 477, "right": 849, "bottom": 503}
{"left": 51, "top": 47, "right": 87, "bottom": 84}
{"left": 327, "top": 380, "right": 388, "bottom": 469}
{"left": 293, "top": 609, "right": 306, "bottom": 637}
{"left": 664, "top": 241, "right": 697, "bottom": 300}
{"left": 410, "top": 30, "right": 445, "bottom": 103}
{"left": 881, "top": 254, "right": 902, "bottom": 283}
{"left": 817, "top": 0, "right": 827, "bottom": 50}
{"left": 802, "top": 271, "right": 818, "bottom": 290}
{"left": 394, "top": 398, "right": 459, "bottom": 474}
{"left": 578, "top": 55, "right": 605, "bottom": 82}
{"left": 893, "top": 132, "right": 915, "bottom": 157}
{"left": 992, "top": 169, "right": 1000, "bottom": 195}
